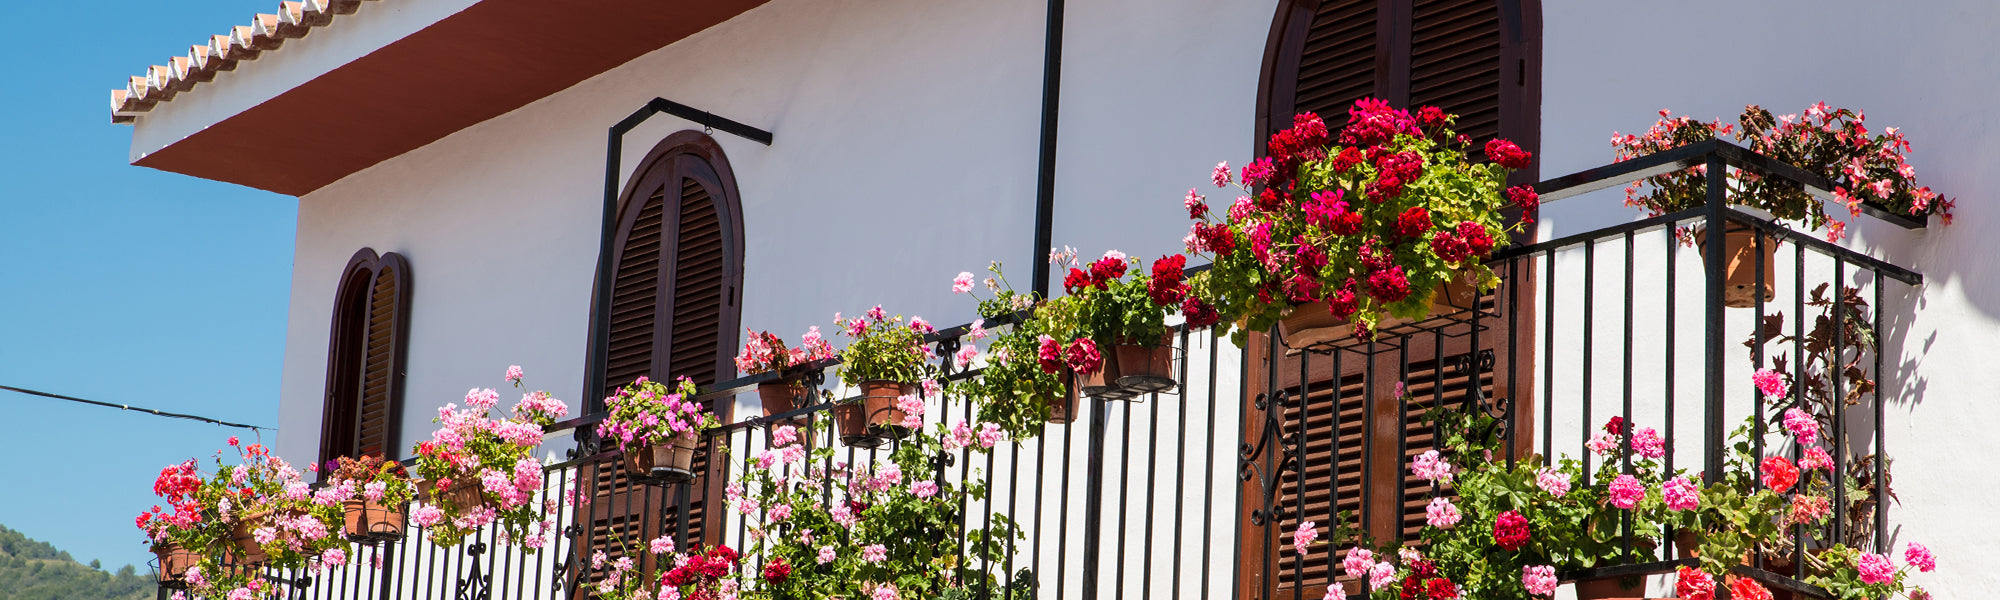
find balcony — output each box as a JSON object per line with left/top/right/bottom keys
{"left": 162, "top": 141, "right": 1920, "bottom": 600}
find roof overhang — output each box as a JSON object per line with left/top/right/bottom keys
{"left": 118, "top": 0, "right": 767, "bottom": 196}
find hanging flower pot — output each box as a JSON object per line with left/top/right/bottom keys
{"left": 1570, "top": 574, "right": 1654, "bottom": 600}
{"left": 229, "top": 510, "right": 283, "bottom": 564}
{"left": 831, "top": 398, "right": 871, "bottom": 447}
{"left": 757, "top": 381, "right": 812, "bottom": 428}
{"left": 622, "top": 433, "right": 700, "bottom": 483}
{"left": 862, "top": 380, "right": 915, "bottom": 440}
{"left": 152, "top": 543, "right": 198, "bottom": 583}
{"left": 1694, "top": 223, "right": 1777, "bottom": 308}
{"left": 1078, "top": 358, "right": 1136, "bottom": 400}
{"left": 342, "top": 500, "right": 408, "bottom": 542}
{"left": 1112, "top": 334, "right": 1176, "bottom": 394}
{"left": 418, "top": 478, "right": 488, "bottom": 513}
{"left": 1046, "top": 372, "right": 1080, "bottom": 424}
{"left": 1278, "top": 269, "right": 1482, "bottom": 351}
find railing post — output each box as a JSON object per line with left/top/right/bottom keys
{"left": 1701, "top": 154, "right": 1728, "bottom": 485}
{"left": 1081, "top": 396, "right": 1108, "bottom": 600}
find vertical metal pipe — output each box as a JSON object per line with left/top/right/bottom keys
{"left": 1701, "top": 155, "right": 1728, "bottom": 484}
{"left": 1582, "top": 240, "right": 1596, "bottom": 485}
{"left": 1664, "top": 226, "right": 1677, "bottom": 478}
{"left": 1542, "top": 250, "right": 1555, "bottom": 461}
{"left": 1082, "top": 395, "right": 1109, "bottom": 600}
{"left": 1872, "top": 273, "right": 1887, "bottom": 553}
{"left": 1202, "top": 328, "right": 1222, "bottom": 600}
{"left": 1831, "top": 259, "right": 1847, "bottom": 546}
{"left": 1028, "top": 0, "right": 1065, "bottom": 298}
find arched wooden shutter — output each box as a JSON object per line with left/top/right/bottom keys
{"left": 319, "top": 249, "right": 411, "bottom": 469}
{"left": 577, "top": 132, "right": 743, "bottom": 596}
{"left": 1245, "top": 2, "right": 1538, "bottom": 598}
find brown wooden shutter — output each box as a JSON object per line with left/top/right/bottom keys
{"left": 1293, "top": 0, "right": 1377, "bottom": 131}
{"left": 577, "top": 133, "right": 744, "bottom": 595}
{"left": 1409, "top": 0, "right": 1502, "bottom": 147}
{"left": 320, "top": 249, "right": 410, "bottom": 469}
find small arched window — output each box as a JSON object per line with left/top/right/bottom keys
{"left": 319, "top": 248, "right": 412, "bottom": 469}
{"left": 578, "top": 131, "right": 744, "bottom": 588}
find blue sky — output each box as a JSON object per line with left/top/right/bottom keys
{"left": 0, "top": 2, "right": 297, "bottom": 571}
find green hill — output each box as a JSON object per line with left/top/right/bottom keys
{"left": 0, "top": 524, "right": 153, "bottom": 600}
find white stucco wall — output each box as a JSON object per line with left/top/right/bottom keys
{"left": 237, "top": 0, "right": 1995, "bottom": 596}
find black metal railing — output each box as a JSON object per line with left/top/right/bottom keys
{"left": 158, "top": 140, "right": 1921, "bottom": 600}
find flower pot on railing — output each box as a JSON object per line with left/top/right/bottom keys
{"left": 833, "top": 381, "right": 915, "bottom": 447}
{"left": 1078, "top": 358, "right": 1136, "bottom": 401}
{"left": 1112, "top": 334, "right": 1176, "bottom": 395}
{"left": 1570, "top": 575, "right": 1654, "bottom": 600}
{"left": 757, "top": 381, "right": 811, "bottom": 428}
{"left": 622, "top": 434, "right": 700, "bottom": 483}
{"left": 152, "top": 543, "right": 197, "bottom": 583}
{"left": 229, "top": 510, "right": 288, "bottom": 564}
{"left": 1694, "top": 223, "right": 1776, "bottom": 308}
{"left": 1278, "top": 269, "right": 1481, "bottom": 351}
{"left": 342, "top": 500, "right": 408, "bottom": 542}
{"left": 418, "top": 478, "right": 487, "bottom": 513}
{"left": 1047, "top": 372, "right": 1080, "bottom": 424}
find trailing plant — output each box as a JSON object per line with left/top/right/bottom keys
{"left": 953, "top": 261, "right": 1073, "bottom": 438}
{"left": 598, "top": 375, "right": 718, "bottom": 453}
{"left": 1185, "top": 99, "right": 1535, "bottom": 344}
{"left": 1613, "top": 103, "right": 1953, "bottom": 243}
{"left": 1058, "top": 249, "right": 1182, "bottom": 347}
{"left": 728, "top": 414, "right": 1026, "bottom": 600}
{"left": 582, "top": 533, "right": 740, "bottom": 600}
{"left": 736, "top": 327, "right": 837, "bottom": 377}
{"left": 834, "top": 306, "right": 936, "bottom": 387}
{"left": 409, "top": 366, "right": 568, "bottom": 551}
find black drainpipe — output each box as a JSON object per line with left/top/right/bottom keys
{"left": 1029, "top": 0, "right": 1064, "bottom": 300}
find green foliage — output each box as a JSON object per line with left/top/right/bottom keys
{"left": 958, "top": 262, "right": 1074, "bottom": 439}
{"left": 0, "top": 524, "right": 153, "bottom": 600}
{"left": 835, "top": 309, "right": 935, "bottom": 387}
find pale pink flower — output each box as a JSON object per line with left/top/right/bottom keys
{"left": 650, "top": 535, "right": 675, "bottom": 555}
{"left": 1293, "top": 521, "right": 1318, "bottom": 557}
{"left": 411, "top": 505, "right": 444, "bottom": 527}
{"left": 1522, "top": 564, "right": 1558, "bottom": 596}
{"left": 1340, "top": 547, "right": 1374, "bottom": 580}
{"left": 1536, "top": 468, "right": 1571, "bottom": 497}
{"left": 1662, "top": 476, "right": 1699, "bottom": 511}
{"left": 1425, "top": 498, "right": 1461, "bottom": 528}
{"left": 1801, "top": 446, "right": 1834, "bottom": 471}
{"left": 1857, "top": 552, "right": 1896, "bottom": 584}
{"left": 872, "top": 583, "right": 899, "bottom": 600}
{"left": 955, "top": 344, "right": 980, "bottom": 369}
{"left": 911, "top": 481, "right": 940, "bottom": 499}
{"left": 505, "top": 365, "right": 524, "bottom": 383}
{"left": 1905, "top": 542, "right": 1936, "bottom": 572}
{"left": 1783, "top": 408, "right": 1820, "bottom": 446}
{"left": 862, "top": 544, "right": 888, "bottom": 563}
{"left": 1213, "top": 161, "right": 1232, "bottom": 187}
{"left": 1410, "top": 450, "right": 1454, "bottom": 483}
{"left": 1753, "top": 369, "right": 1788, "bottom": 400}
{"left": 1910, "top": 587, "right": 1932, "bottom": 600}
{"left": 953, "top": 272, "right": 975, "bottom": 294}
{"left": 977, "top": 422, "right": 1004, "bottom": 448}
{"left": 466, "top": 387, "right": 500, "bottom": 410}
{"left": 770, "top": 503, "right": 793, "bottom": 521}
{"left": 1608, "top": 474, "right": 1645, "bottom": 509}
{"left": 818, "top": 546, "right": 837, "bottom": 564}
{"left": 1632, "top": 427, "right": 1666, "bottom": 459}
{"left": 772, "top": 425, "right": 799, "bottom": 448}
{"left": 1368, "top": 561, "right": 1396, "bottom": 591}
{"left": 1587, "top": 432, "right": 1622, "bottom": 455}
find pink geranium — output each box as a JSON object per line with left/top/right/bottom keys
{"left": 1607, "top": 474, "right": 1645, "bottom": 509}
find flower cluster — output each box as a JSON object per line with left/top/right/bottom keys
{"left": 1188, "top": 99, "right": 1533, "bottom": 344}
{"left": 599, "top": 375, "right": 716, "bottom": 452}
{"left": 735, "top": 327, "right": 836, "bottom": 375}
{"left": 954, "top": 261, "right": 1078, "bottom": 438}
{"left": 410, "top": 366, "right": 567, "bottom": 551}
{"left": 140, "top": 438, "right": 353, "bottom": 600}
{"left": 834, "top": 306, "right": 935, "bottom": 387}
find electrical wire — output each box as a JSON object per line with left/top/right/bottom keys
{"left": 0, "top": 383, "right": 270, "bottom": 431}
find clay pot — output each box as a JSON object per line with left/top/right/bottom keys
{"left": 1112, "top": 334, "right": 1177, "bottom": 395}
{"left": 1571, "top": 575, "right": 1662, "bottom": 600}
{"left": 757, "top": 381, "right": 810, "bottom": 427}
{"left": 418, "top": 478, "right": 488, "bottom": 513}
{"left": 342, "top": 499, "right": 408, "bottom": 541}
{"left": 1278, "top": 270, "right": 1482, "bottom": 351}
{"left": 1079, "top": 356, "right": 1136, "bottom": 400}
{"left": 622, "top": 435, "right": 699, "bottom": 483}
{"left": 229, "top": 510, "right": 293, "bottom": 564}
{"left": 1046, "top": 373, "right": 1080, "bottom": 424}
{"left": 835, "top": 381, "right": 915, "bottom": 447}
{"left": 1694, "top": 223, "right": 1777, "bottom": 308}
{"left": 152, "top": 543, "right": 198, "bottom": 583}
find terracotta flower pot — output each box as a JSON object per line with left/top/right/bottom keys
{"left": 1571, "top": 575, "right": 1662, "bottom": 600}
{"left": 1046, "top": 373, "right": 1080, "bottom": 424}
{"left": 1278, "top": 269, "right": 1482, "bottom": 351}
{"left": 229, "top": 510, "right": 281, "bottom": 564}
{"left": 757, "top": 381, "right": 810, "bottom": 428}
{"left": 343, "top": 499, "right": 408, "bottom": 542}
{"left": 1112, "top": 334, "right": 1176, "bottom": 395}
{"left": 1694, "top": 223, "right": 1777, "bottom": 308}
{"left": 152, "top": 543, "right": 198, "bottom": 583}
{"left": 835, "top": 381, "right": 915, "bottom": 447}
{"left": 623, "top": 434, "right": 700, "bottom": 483}
{"left": 1078, "top": 356, "right": 1136, "bottom": 400}
{"left": 419, "top": 478, "right": 488, "bottom": 513}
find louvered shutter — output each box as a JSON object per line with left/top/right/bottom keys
{"left": 578, "top": 137, "right": 742, "bottom": 597}
{"left": 1246, "top": 2, "right": 1536, "bottom": 596}
{"left": 319, "top": 250, "right": 410, "bottom": 469}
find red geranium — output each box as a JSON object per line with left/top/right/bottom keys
{"left": 1761, "top": 456, "right": 1800, "bottom": 493}
{"left": 1484, "top": 139, "right": 1533, "bottom": 168}
{"left": 1728, "top": 577, "right": 1774, "bottom": 600}
{"left": 1493, "top": 510, "right": 1531, "bottom": 550}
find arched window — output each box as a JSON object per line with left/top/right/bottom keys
{"left": 578, "top": 131, "right": 744, "bottom": 586}
{"left": 1242, "top": 2, "right": 1539, "bottom": 597}
{"left": 319, "top": 248, "right": 412, "bottom": 469}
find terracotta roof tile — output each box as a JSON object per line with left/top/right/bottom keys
{"left": 109, "top": 1, "right": 382, "bottom": 122}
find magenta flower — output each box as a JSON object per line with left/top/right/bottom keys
{"left": 1753, "top": 368, "right": 1788, "bottom": 400}
{"left": 1783, "top": 408, "right": 1820, "bottom": 445}
{"left": 1905, "top": 542, "right": 1936, "bottom": 572}
{"left": 1662, "top": 476, "right": 1699, "bottom": 511}
{"left": 1633, "top": 427, "right": 1666, "bottom": 459}
{"left": 954, "top": 344, "right": 980, "bottom": 369}
{"left": 1607, "top": 474, "right": 1645, "bottom": 509}
{"left": 1857, "top": 552, "right": 1896, "bottom": 584}
{"left": 1212, "top": 161, "right": 1231, "bottom": 187}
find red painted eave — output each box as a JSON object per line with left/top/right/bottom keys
{"left": 132, "top": 0, "right": 768, "bottom": 196}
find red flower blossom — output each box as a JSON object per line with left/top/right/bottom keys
{"left": 1728, "top": 577, "right": 1773, "bottom": 600}
{"left": 1761, "top": 456, "right": 1800, "bottom": 493}
{"left": 1424, "top": 577, "right": 1459, "bottom": 600}
{"left": 762, "top": 558, "right": 792, "bottom": 584}
{"left": 1197, "top": 224, "right": 1237, "bottom": 255}
{"left": 1063, "top": 268, "right": 1093, "bottom": 295}
{"left": 1037, "top": 336, "right": 1065, "bottom": 374}
{"left": 1182, "top": 296, "right": 1221, "bottom": 328}
{"left": 1604, "top": 416, "right": 1625, "bottom": 435}
{"left": 1675, "top": 567, "right": 1717, "bottom": 600}
{"left": 1504, "top": 185, "right": 1540, "bottom": 221}
{"left": 1394, "top": 206, "right": 1433, "bottom": 239}
{"left": 1241, "top": 157, "right": 1277, "bottom": 187}
{"left": 1367, "top": 266, "right": 1413, "bottom": 303}
{"left": 1331, "top": 147, "right": 1365, "bottom": 174}
{"left": 1484, "top": 139, "right": 1533, "bottom": 169}
{"left": 1493, "top": 510, "right": 1531, "bottom": 550}
{"left": 1341, "top": 98, "right": 1420, "bottom": 147}
{"left": 1292, "top": 112, "right": 1330, "bottom": 146}
{"left": 1088, "top": 256, "right": 1127, "bottom": 286}
{"left": 1429, "top": 228, "right": 1471, "bottom": 264}
{"left": 1065, "top": 338, "right": 1103, "bottom": 375}
{"left": 1304, "top": 190, "right": 1349, "bottom": 229}
{"left": 1457, "top": 221, "right": 1494, "bottom": 257}
{"left": 1416, "top": 106, "right": 1448, "bottom": 129}
{"left": 1326, "top": 280, "right": 1360, "bottom": 319}
{"left": 1286, "top": 273, "right": 1322, "bottom": 303}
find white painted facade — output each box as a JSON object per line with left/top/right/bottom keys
{"left": 127, "top": 0, "right": 2000, "bottom": 596}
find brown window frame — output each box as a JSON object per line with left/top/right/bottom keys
{"left": 318, "top": 248, "right": 412, "bottom": 470}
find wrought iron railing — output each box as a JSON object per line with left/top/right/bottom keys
{"left": 158, "top": 140, "right": 1922, "bottom": 600}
